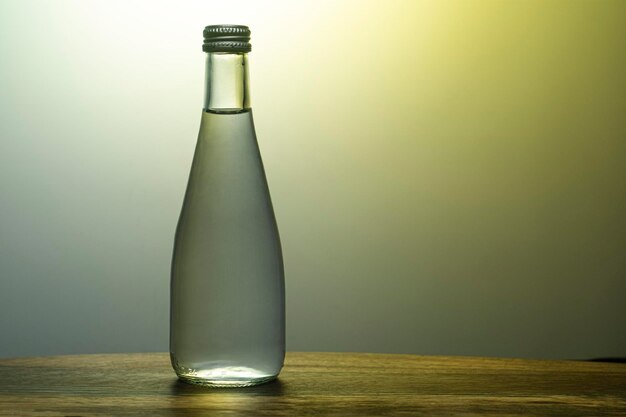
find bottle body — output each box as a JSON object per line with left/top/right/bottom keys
{"left": 170, "top": 109, "right": 285, "bottom": 386}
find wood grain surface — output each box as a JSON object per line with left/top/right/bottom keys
{"left": 0, "top": 352, "right": 625, "bottom": 416}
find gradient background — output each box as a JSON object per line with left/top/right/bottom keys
{"left": 1, "top": 0, "right": 624, "bottom": 360}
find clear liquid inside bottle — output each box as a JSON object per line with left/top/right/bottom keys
{"left": 170, "top": 109, "right": 285, "bottom": 387}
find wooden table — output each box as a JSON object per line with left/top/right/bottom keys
{"left": 1, "top": 352, "right": 625, "bottom": 416}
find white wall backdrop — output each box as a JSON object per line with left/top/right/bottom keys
{"left": 1, "top": 0, "right": 625, "bottom": 359}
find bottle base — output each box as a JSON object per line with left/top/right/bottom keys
{"left": 176, "top": 366, "right": 278, "bottom": 388}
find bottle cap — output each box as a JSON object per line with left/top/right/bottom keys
{"left": 203, "top": 25, "right": 251, "bottom": 53}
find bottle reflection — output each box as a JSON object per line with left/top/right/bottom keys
{"left": 168, "top": 379, "right": 286, "bottom": 415}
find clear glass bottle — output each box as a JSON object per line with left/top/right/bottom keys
{"left": 170, "top": 25, "right": 285, "bottom": 387}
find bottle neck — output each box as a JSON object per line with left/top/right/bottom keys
{"left": 204, "top": 52, "right": 250, "bottom": 113}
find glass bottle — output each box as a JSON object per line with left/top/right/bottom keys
{"left": 170, "top": 25, "right": 285, "bottom": 387}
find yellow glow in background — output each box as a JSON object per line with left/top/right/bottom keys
{"left": 0, "top": 0, "right": 624, "bottom": 359}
